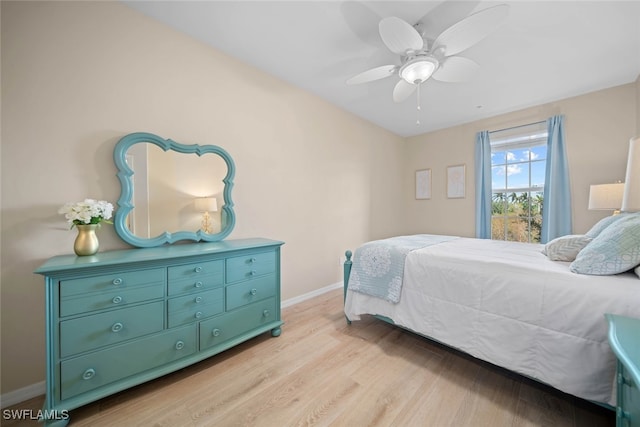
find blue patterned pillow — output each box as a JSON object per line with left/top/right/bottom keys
{"left": 585, "top": 213, "right": 630, "bottom": 238}
{"left": 543, "top": 235, "right": 593, "bottom": 261}
{"left": 571, "top": 214, "right": 640, "bottom": 275}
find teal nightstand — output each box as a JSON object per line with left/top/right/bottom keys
{"left": 606, "top": 314, "right": 640, "bottom": 427}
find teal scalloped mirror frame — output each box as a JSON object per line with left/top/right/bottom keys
{"left": 114, "top": 132, "right": 236, "bottom": 247}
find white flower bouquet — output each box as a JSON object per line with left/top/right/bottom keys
{"left": 59, "top": 199, "right": 114, "bottom": 228}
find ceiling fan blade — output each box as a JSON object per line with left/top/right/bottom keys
{"left": 379, "top": 17, "right": 423, "bottom": 55}
{"left": 433, "top": 4, "right": 509, "bottom": 57}
{"left": 346, "top": 65, "right": 398, "bottom": 85}
{"left": 340, "top": 1, "right": 383, "bottom": 48}
{"left": 393, "top": 79, "right": 417, "bottom": 103}
{"left": 416, "top": 1, "right": 481, "bottom": 42}
{"left": 432, "top": 57, "right": 479, "bottom": 82}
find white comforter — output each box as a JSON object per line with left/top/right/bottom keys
{"left": 344, "top": 237, "right": 640, "bottom": 406}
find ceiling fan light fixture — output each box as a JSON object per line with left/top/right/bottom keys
{"left": 399, "top": 57, "right": 438, "bottom": 84}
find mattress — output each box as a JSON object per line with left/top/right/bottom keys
{"left": 344, "top": 236, "right": 640, "bottom": 406}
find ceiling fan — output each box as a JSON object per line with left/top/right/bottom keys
{"left": 346, "top": 4, "right": 509, "bottom": 105}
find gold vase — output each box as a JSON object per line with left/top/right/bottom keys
{"left": 74, "top": 224, "right": 100, "bottom": 256}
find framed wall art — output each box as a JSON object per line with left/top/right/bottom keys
{"left": 447, "top": 164, "right": 466, "bottom": 199}
{"left": 415, "top": 169, "right": 432, "bottom": 200}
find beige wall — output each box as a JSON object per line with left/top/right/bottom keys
{"left": 404, "top": 83, "right": 637, "bottom": 237}
{"left": 1, "top": 1, "right": 405, "bottom": 395}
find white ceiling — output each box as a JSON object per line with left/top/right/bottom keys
{"left": 123, "top": 1, "right": 640, "bottom": 137}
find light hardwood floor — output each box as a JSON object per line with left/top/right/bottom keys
{"left": 5, "top": 289, "right": 614, "bottom": 427}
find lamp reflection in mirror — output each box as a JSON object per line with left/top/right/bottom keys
{"left": 622, "top": 137, "right": 640, "bottom": 212}
{"left": 194, "top": 197, "right": 218, "bottom": 234}
{"left": 588, "top": 182, "right": 624, "bottom": 215}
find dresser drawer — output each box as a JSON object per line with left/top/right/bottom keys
{"left": 60, "top": 324, "right": 197, "bottom": 400}
{"left": 60, "top": 268, "right": 165, "bottom": 298}
{"left": 200, "top": 297, "right": 277, "bottom": 351}
{"left": 226, "top": 251, "right": 276, "bottom": 283}
{"left": 167, "top": 260, "right": 223, "bottom": 296}
{"left": 167, "top": 288, "right": 224, "bottom": 328}
{"left": 60, "top": 302, "right": 164, "bottom": 358}
{"left": 226, "top": 274, "right": 277, "bottom": 311}
{"left": 60, "top": 284, "right": 164, "bottom": 317}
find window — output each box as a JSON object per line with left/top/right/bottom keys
{"left": 490, "top": 122, "right": 548, "bottom": 243}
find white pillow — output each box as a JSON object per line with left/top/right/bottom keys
{"left": 543, "top": 235, "right": 593, "bottom": 261}
{"left": 571, "top": 214, "right": 640, "bottom": 275}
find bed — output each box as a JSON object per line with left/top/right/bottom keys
{"left": 343, "top": 225, "right": 640, "bottom": 407}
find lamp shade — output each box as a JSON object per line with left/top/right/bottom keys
{"left": 588, "top": 183, "right": 624, "bottom": 210}
{"left": 622, "top": 137, "right": 640, "bottom": 212}
{"left": 194, "top": 197, "right": 218, "bottom": 212}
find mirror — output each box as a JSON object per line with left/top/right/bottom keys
{"left": 114, "top": 132, "right": 236, "bottom": 247}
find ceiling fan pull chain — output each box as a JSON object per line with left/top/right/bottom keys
{"left": 416, "top": 84, "right": 421, "bottom": 126}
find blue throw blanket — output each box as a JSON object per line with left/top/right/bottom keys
{"left": 348, "top": 235, "right": 458, "bottom": 303}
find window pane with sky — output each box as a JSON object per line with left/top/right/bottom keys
{"left": 507, "top": 163, "right": 530, "bottom": 189}
{"left": 492, "top": 165, "right": 506, "bottom": 190}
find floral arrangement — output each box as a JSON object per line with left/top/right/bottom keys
{"left": 59, "top": 199, "right": 114, "bottom": 228}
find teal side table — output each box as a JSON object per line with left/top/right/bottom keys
{"left": 606, "top": 314, "right": 640, "bottom": 427}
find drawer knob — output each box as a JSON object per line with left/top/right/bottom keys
{"left": 194, "top": 281, "right": 203, "bottom": 288}
{"left": 82, "top": 368, "right": 96, "bottom": 380}
{"left": 249, "top": 270, "right": 257, "bottom": 276}
{"left": 175, "top": 341, "right": 185, "bottom": 350}
{"left": 194, "top": 266, "right": 203, "bottom": 273}
{"left": 111, "top": 322, "right": 124, "bottom": 333}
{"left": 263, "top": 310, "right": 270, "bottom": 317}
{"left": 250, "top": 288, "right": 258, "bottom": 296}
{"left": 195, "top": 311, "right": 203, "bottom": 319}
{"left": 195, "top": 296, "right": 203, "bottom": 303}
{"left": 212, "top": 328, "right": 221, "bottom": 337}
{"left": 112, "top": 278, "right": 123, "bottom": 286}
{"left": 617, "top": 407, "right": 631, "bottom": 421}
{"left": 112, "top": 296, "right": 123, "bottom": 304}
{"left": 250, "top": 257, "right": 257, "bottom": 263}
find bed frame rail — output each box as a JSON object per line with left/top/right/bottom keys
{"left": 343, "top": 250, "right": 352, "bottom": 299}
{"left": 343, "top": 250, "right": 352, "bottom": 324}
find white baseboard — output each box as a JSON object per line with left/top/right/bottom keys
{"left": 0, "top": 381, "right": 45, "bottom": 409}
{"left": 281, "top": 281, "right": 342, "bottom": 308}
{"left": 1, "top": 282, "right": 344, "bottom": 408}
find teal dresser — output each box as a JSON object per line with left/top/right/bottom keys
{"left": 606, "top": 314, "right": 640, "bottom": 427}
{"left": 35, "top": 238, "right": 283, "bottom": 426}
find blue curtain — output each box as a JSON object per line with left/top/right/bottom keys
{"left": 475, "top": 131, "right": 492, "bottom": 238}
{"left": 541, "top": 115, "right": 572, "bottom": 243}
